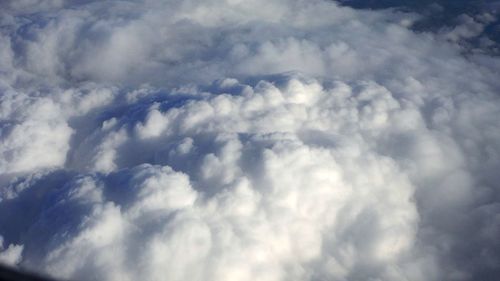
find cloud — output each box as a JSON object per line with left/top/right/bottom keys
{"left": 0, "top": 0, "right": 500, "bottom": 281}
{"left": 0, "top": 236, "right": 23, "bottom": 266}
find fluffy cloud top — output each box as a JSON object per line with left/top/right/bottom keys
{"left": 0, "top": 1, "right": 500, "bottom": 281}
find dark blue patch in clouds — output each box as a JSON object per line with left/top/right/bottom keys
{"left": 336, "top": 0, "right": 500, "bottom": 54}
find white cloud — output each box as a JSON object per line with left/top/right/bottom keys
{"left": 0, "top": 0, "right": 500, "bottom": 281}
{"left": 0, "top": 236, "right": 23, "bottom": 266}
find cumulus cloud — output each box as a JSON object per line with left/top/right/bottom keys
{"left": 0, "top": 236, "right": 23, "bottom": 266}
{"left": 0, "top": 0, "right": 500, "bottom": 281}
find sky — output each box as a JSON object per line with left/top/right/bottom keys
{"left": 0, "top": 0, "right": 500, "bottom": 280}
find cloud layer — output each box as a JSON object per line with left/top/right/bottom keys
{"left": 1, "top": 0, "right": 500, "bottom": 280}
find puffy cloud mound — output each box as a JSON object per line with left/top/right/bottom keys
{"left": 1, "top": 1, "right": 500, "bottom": 281}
